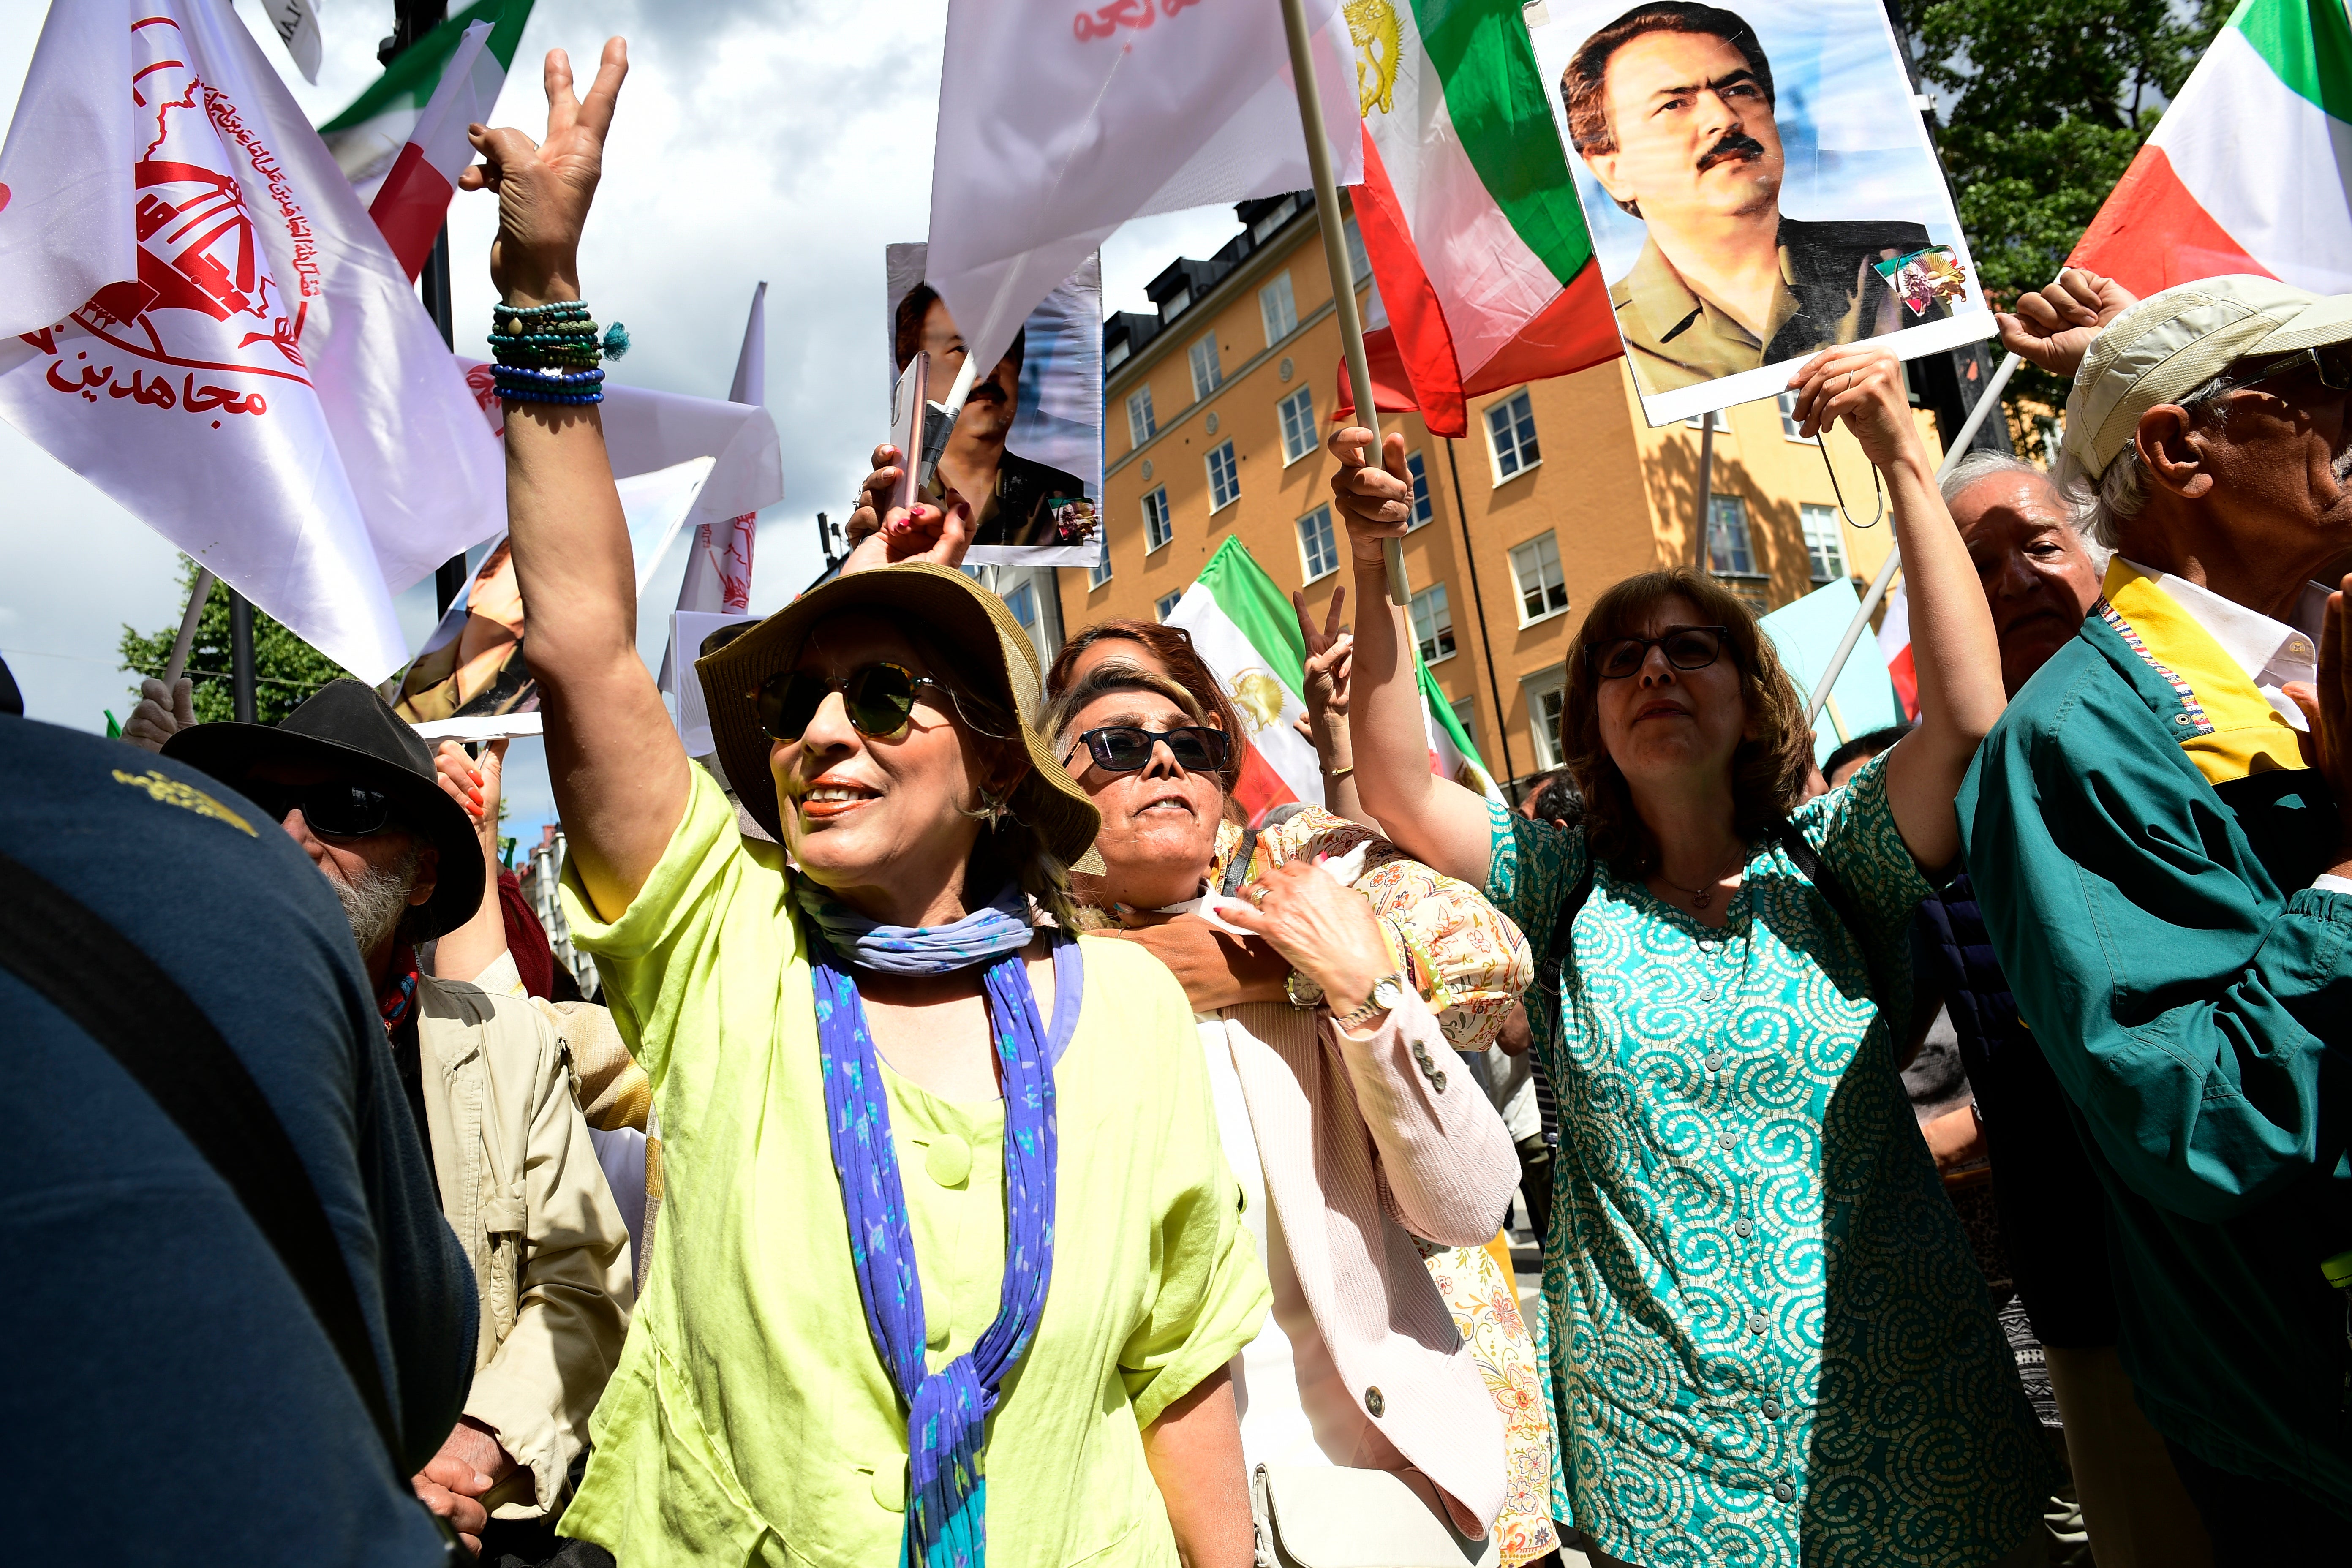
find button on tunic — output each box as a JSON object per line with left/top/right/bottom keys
{"left": 1484, "top": 753, "right": 2050, "bottom": 1568}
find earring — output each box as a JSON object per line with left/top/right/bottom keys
{"left": 979, "top": 790, "right": 1008, "bottom": 829}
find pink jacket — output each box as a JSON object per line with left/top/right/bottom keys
{"left": 1218, "top": 988, "right": 1521, "bottom": 1536}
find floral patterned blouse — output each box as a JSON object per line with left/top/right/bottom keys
{"left": 1484, "top": 754, "right": 2051, "bottom": 1568}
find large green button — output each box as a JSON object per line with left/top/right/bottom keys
{"left": 926, "top": 1134, "right": 973, "bottom": 1188}
{"left": 872, "top": 1463, "right": 906, "bottom": 1512}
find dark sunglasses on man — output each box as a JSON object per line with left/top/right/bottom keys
{"left": 751, "top": 661, "right": 949, "bottom": 743}
{"left": 237, "top": 779, "right": 401, "bottom": 838}
{"left": 1589, "top": 625, "right": 1732, "bottom": 681}
{"left": 2201, "top": 341, "right": 2352, "bottom": 401}
{"left": 1063, "top": 724, "right": 1232, "bottom": 775}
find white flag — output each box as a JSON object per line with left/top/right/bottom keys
{"left": 257, "top": 0, "right": 323, "bottom": 85}
{"left": 925, "top": 0, "right": 1364, "bottom": 377}
{"left": 0, "top": 1, "right": 502, "bottom": 682}
{"left": 657, "top": 282, "right": 768, "bottom": 704}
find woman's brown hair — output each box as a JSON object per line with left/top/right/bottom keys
{"left": 1045, "top": 620, "right": 1247, "bottom": 793}
{"left": 1561, "top": 567, "right": 1813, "bottom": 875}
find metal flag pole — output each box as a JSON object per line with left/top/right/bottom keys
{"left": 161, "top": 568, "right": 217, "bottom": 688}
{"left": 1804, "top": 350, "right": 2021, "bottom": 726}
{"left": 1277, "top": 0, "right": 1410, "bottom": 607}
{"left": 1695, "top": 420, "right": 1715, "bottom": 571}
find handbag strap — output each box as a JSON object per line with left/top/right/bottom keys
{"left": 0, "top": 849, "right": 408, "bottom": 1477}
{"left": 1219, "top": 825, "right": 1261, "bottom": 898}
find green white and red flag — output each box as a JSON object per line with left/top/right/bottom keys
{"left": 317, "top": 0, "right": 534, "bottom": 204}
{"left": 365, "top": 20, "right": 504, "bottom": 282}
{"left": 2070, "top": 0, "right": 2352, "bottom": 295}
{"left": 1167, "top": 538, "right": 1505, "bottom": 822}
{"left": 1344, "top": 0, "right": 1622, "bottom": 437}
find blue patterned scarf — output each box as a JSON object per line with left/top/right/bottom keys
{"left": 798, "top": 881, "right": 1057, "bottom": 1568}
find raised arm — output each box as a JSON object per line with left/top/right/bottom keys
{"left": 463, "top": 41, "right": 682, "bottom": 922}
{"left": 1322, "top": 426, "right": 1498, "bottom": 885}
{"left": 1786, "top": 349, "right": 2002, "bottom": 872}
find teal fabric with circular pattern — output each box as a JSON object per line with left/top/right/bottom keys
{"left": 1486, "top": 751, "right": 2052, "bottom": 1568}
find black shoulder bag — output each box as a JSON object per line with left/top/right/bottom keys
{"left": 0, "top": 849, "right": 467, "bottom": 1560}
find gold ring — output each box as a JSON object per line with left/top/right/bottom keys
{"left": 1248, "top": 885, "right": 1271, "bottom": 909}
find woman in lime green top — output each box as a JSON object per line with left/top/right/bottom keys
{"left": 463, "top": 44, "right": 1268, "bottom": 1566}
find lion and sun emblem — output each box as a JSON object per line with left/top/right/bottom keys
{"left": 1347, "top": 0, "right": 1402, "bottom": 117}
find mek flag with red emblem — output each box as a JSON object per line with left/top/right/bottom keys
{"left": 0, "top": 1, "right": 502, "bottom": 683}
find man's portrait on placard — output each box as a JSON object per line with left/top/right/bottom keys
{"left": 884, "top": 244, "right": 1103, "bottom": 566}
{"left": 1525, "top": 0, "right": 1995, "bottom": 422}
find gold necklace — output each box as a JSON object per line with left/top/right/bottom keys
{"left": 1653, "top": 842, "right": 1748, "bottom": 910}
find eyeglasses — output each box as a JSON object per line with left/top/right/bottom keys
{"left": 240, "top": 779, "right": 400, "bottom": 838}
{"left": 1589, "top": 625, "right": 1732, "bottom": 681}
{"left": 750, "top": 662, "right": 948, "bottom": 743}
{"left": 1062, "top": 724, "right": 1232, "bottom": 775}
{"left": 2201, "top": 342, "right": 2352, "bottom": 402}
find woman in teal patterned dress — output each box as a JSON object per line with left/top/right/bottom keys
{"left": 1319, "top": 347, "right": 2054, "bottom": 1568}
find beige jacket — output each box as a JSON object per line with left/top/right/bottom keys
{"left": 414, "top": 974, "right": 635, "bottom": 1516}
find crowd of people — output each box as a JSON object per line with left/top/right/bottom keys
{"left": 8, "top": 33, "right": 2351, "bottom": 1568}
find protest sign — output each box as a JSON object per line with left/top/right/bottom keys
{"left": 1522, "top": 0, "right": 1997, "bottom": 425}
{"left": 1758, "top": 575, "right": 1902, "bottom": 764}
{"left": 885, "top": 244, "right": 1102, "bottom": 567}
{"left": 0, "top": 0, "right": 503, "bottom": 683}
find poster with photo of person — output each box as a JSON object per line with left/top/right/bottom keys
{"left": 885, "top": 243, "right": 1104, "bottom": 566}
{"left": 1523, "top": 0, "right": 1998, "bottom": 425}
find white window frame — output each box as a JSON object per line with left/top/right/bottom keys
{"left": 1297, "top": 504, "right": 1340, "bottom": 584}
{"left": 1523, "top": 665, "right": 1568, "bottom": 772}
{"left": 1188, "top": 334, "right": 1222, "bottom": 401}
{"left": 1486, "top": 389, "right": 1540, "bottom": 482}
{"left": 1799, "top": 503, "right": 1846, "bottom": 584}
{"left": 1684, "top": 407, "right": 1732, "bottom": 432}
{"left": 1143, "top": 486, "right": 1173, "bottom": 553}
{"left": 1707, "top": 495, "right": 1756, "bottom": 578}
{"left": 1154, "top": 589, "right": 1184, "bottom": 622}
{"left": 1410, "top": 581, "right": 1456, "bottom": 665}
{"left": 1405, "top": 451, "right": 1433, "bottom": 530}
{"left": 1778, "top": 391, "right": 1818, "bottom": 443}
{"left": 1126, "top": 385, "right": 1156, "bottom": 448}
{"left": 1508, "top": 531, "right": 1571, "bottom": 626}
{"left": 1205, "top": 441, "right": 1241, "bottom": 512}
{"left": 1277, "top": 387, "right": 1317, "bottom": 465}
{"left": 1259, "top": 272, "right": 1299, "bottom": 346}
{"left": 1088, "top": 544, "right": 1113, "bottom": 589}
{"left": 1004, "top": 580, "right": 1038, "bottom": 629}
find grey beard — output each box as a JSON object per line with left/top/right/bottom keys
{"left": 335, "top": 847, "right": 423, "bottom": 953}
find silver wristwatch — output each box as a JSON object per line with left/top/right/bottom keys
{"left": 1284, "top": 969, "right": 1325, "bottom": 1010}
{"left": 1333, "top": 974, "right": 1407, "bottom": 1030}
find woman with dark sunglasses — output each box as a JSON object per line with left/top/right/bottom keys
{"left": 1323, "top": 348, "right": 2054, "bottom": 1568}
{"left": 1040, "top": 661, "right": 1569, "bottom": 1566}
{"left": 466, "top": 50, "right": 1266, "bottom": 1568}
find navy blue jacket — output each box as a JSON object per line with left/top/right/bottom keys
{"left": 0, "top": 716, "right": 477, "bottom": 1563}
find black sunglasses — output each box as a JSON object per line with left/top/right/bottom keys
{"left": 240, "top": 779, "right": 400, "bottom": 838}
{"left": 2202, "top": 342, "right": 2352, "bottom": 401}
{"left": 1063, "top": 724, "right": 1231, "bottom": 775}
{"left": 750, "top": 661, "right": 948, "bottom": 743}
{"left": 1590, "top": 625, "right": 1732, "bottom": 681}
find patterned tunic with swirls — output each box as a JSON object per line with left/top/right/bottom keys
{"left": 1484, "top": 753, "right": 2051, "bottom": 1568}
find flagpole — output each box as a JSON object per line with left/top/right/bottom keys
{"left": 1278, "top": 0, "right": 1410, "bottom": 608}
{"left": 1804, "top": 350, "right": 2020, "bottom": 726}
{"left": 161, "top": 568, "right": 216, "bottom": 689}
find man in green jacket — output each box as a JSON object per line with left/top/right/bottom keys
{"left": 1960, "top": 274, "right": 2352, "bottom": 1549}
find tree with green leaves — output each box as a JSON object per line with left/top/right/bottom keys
{"left": 1902, "top": 0, "right": 2234, "bottom": 453}
{"left": 118, "top": 560, "right": 356, "bottom": 727}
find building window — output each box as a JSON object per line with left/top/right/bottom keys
{"left": 1143, "top": 486, "right": 1173, "bottom": 552}
{"left": 1486, "top": 390, "right": 1540, "bottom": 481}
{"left": 1707, "top": 495, "right": 1755, "bottom": 577}
{"left": 1127, "top": 385, "right": 1156, "bottom": 447}
{"left": 1206, "top": 443, "right": 1240, "bottom": 512}
{"left": 1259, "top": 272, "right": 1298, "bottom": 345}
{"left": 1089, "top": 544, "right": 1113, "bottom": 588}
{"left": 1779, "top": 391, "right": 1816, "bottom": 442}
{"left": 1004, "top": 580, "right": 1038, "bottom": 629}
{"left": 1298, "top": 504, "right": 1340, "bottom": 582}
{"left": 1278, "top": 387, "right": 1317, "bottom": 464}
{"left": 1165, "top": 284, "right": 1192, "bottom": 321}
{"left": 1684, "top": 407, "right": 1731, "bottom": 432}
{"left": 1405, "top": 451, "right": 1433, "bottom": 529}
{"left": 1509, "top": 531, "right": 1570, "bottom": 623}
{"left": 1800, "top": 503, "right": 1846, "bottom": 584}
{"left": 1189, "top": 334, "right": 1222, "bottom": 400}
{"left": 1344, "top": 215, "right": 1371, "bottom": 283}
{"left": 1411, "top": 582, "right": 1456, "bottom": 664}
{"left": 1105, "top": 338, "right": 1130, "bottom": 371}
{"left": 1525, "top": 668, "right": 1568, "bottom": 770}
{"left": 1155, "top": 589, "right": 1184, "bottom": 621}
{"left": 1251, "top": 194, "right": 1299, "bottom": 242}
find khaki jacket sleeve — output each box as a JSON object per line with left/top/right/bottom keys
{"left": 464, "top": 1010, "right": 637, "bottom": 1514}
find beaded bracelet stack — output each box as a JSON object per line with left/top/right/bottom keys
{"left": 486, "top": 300, "right": 630, "bottom": 405}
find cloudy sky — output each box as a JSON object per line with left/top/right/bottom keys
{"left": 0, "top": 0, "right": 1247, "bottom": 845}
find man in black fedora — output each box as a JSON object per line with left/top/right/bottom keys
{"left": 165, "top": 680, "right": 634, "bottom": 1558}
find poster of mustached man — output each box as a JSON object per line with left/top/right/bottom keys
{"left": 885, "top": 242, "right": 1105, "bottom": 567}
{"left": 1522, "top": 0, "right": 1998, "bottom": 425}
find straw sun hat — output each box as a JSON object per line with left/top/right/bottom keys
{"left": 696, "top": 562, "right": 1105, "bottom": 874}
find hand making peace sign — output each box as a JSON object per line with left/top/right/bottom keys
{"left": 461, "top": 38, "right": 631, "bottom": 307}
